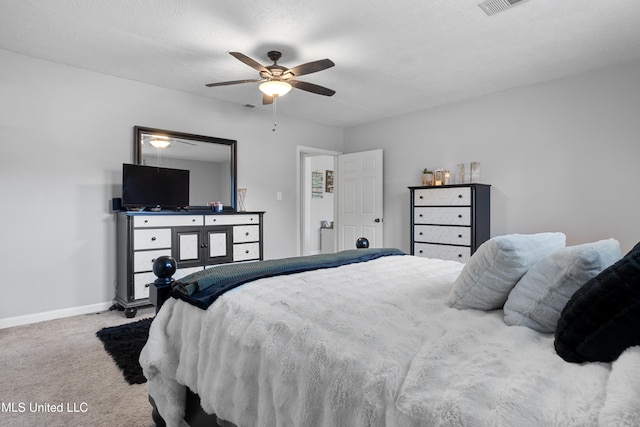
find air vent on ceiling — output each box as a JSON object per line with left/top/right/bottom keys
{"left": 478, "top": 0, "right": 529, "bottom": 16}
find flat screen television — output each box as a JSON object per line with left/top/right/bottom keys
{"left": 122, "top": 163, "right": 189, "bottom": 210}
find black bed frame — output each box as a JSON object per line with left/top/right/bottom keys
{"left": 149, "top": 387, "right": 225, "bottom": 427}
{"left": 147, "top": 239, "right": 371, "bottom": 426}
{"left": 148, "top": 256, "right": 229, "bottom": 427}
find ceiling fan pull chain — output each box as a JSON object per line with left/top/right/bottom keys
{"left": 272, "top": 95, "right": 278, "bottom": 132}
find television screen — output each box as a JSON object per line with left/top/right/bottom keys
{"left": 122, "top": 163, "right": 189, "bottom": 209}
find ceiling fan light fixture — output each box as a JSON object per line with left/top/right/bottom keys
{"left": 259, "top": 80, "right": 292, "bottom": 97}
{"left": 149, "top": 136, "right": 171, "bottom": 148}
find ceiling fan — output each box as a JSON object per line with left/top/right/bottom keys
{"left": 206, "top": 51, "right": 336, "bottom": 105}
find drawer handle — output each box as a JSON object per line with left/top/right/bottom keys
{"left": 144, "top": 219, "right": 149, "bottom": 223}
{"left": 151, "top": 237, "right": 156, "bottom": 241}
{"left": 419, "top": 195, "right": 424, "bottom": 199}
{"left": 419, "top": 214, "right": 423, "bottom": 217}
{"left": 458, "top": 214, "right": 462, "bottom": 218}
{"left": 419, "top": 232, "right": 423, "bottom": 235}
{"left": 458, "top": 194, "right": 463, "bottom": 198}
{"left": 419, "top": 250, "right": 423, "bottom": 254}
{"left": 151, "top": 258, "right": 156, "bottom": 262}
{"left": 145, "top": 283, "right": 151, "bottom": 288}
{"left": 458, "top": 254, "right": 463, "bottom": 258}
{"left": 458, "top": 234, "right": 463, "bottom": 238}
{"left": 245, "top": 250, "right": 250, "bottom": 254}
{"left": 245, "top": 232, "right": 250, "bottom": 236}
{"left": 192, "top": 219, "right": 196, "bottom": 222}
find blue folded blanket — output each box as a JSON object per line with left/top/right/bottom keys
{"left": 170, "top": 248, "right": 405, "bottom": 309}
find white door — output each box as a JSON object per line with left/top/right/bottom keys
{"left": 336, "top": 149, "right": 383, "bottom": 250}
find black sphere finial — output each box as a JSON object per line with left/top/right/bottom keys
{"left": 356, "top": 237, "right": 370, "bottom": 249}
{"left": 153, "top": 256, "right": 177, "bottom": 280}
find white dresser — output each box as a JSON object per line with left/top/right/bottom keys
{"left": 115, "top": 211, "right": 264, "bottom": 317}
{"left": 409, "top": 184, "right": 490, "bottom": 262}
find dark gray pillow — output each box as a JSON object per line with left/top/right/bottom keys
{"left": 554, "top": 241, "right": 640, "bottom": 363}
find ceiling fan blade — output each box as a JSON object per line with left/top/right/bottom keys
{"left": 289, "top": 80, "right": 336, "bottom": 97}
{"left": 205, "top": 79, "right": 263, "bottom": 87}
{"left": 175, "top": 139, "right": 197, "bottom": 146}
{"left": 262, "top": 94, "right": 273, "bottom": 105}
{"left": 229, "top": 52, "right": 270, "bottom": 73}
{"left": 286, "top": 59, "right": 335, "bottom": 77}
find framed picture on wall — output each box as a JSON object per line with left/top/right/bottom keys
{"left": 325, "top": 170, "right": 334, "bottom": 193}
{"left": 312, "top": 171, "right": 323, "bottom": 198}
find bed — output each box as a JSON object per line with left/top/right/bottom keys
{"left": 140, "top": 233, "right": 640, "bottom": 427}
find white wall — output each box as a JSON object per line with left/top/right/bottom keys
{"left": 345, "top": 59, "right": 640, "bottom": 255}
{"left": 0, "top": 49, "right": 343, "bottom": 323}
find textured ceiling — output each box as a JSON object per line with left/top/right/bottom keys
{"left": 2, "top": 0, "right": 640, "bottom": 128}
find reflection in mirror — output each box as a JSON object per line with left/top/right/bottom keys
{"left": 134, "top": 127, "right": 237, "bottom": 210}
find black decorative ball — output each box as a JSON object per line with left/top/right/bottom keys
{"left": 356, "top": 237, "right": 370, "bottom": 249}
{"left": 153, "top": 256, "right": 177, "bottom": 279}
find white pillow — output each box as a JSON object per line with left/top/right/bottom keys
{"left": 503, "top": 238, "right": 622, "bottom": 333}
{"left": 448, "top": 232, "right": 566, "bottom": 310}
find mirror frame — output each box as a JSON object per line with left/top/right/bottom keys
{"left": 134, "top": 126, "right": 237, "bottom": 211}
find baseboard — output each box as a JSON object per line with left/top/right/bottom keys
{"left": 0, "top": 302, "right": 114, "bottom": 329}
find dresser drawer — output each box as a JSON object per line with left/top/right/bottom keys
{"left": 414, "top": 225, "right": 471, "bottom": 246}
{"left": 414, "top": 187, "right": 471, "bottom": 206}
{"left": 233, "top": 225, "right": 260, "bottom": 243}
{"left": 133, "top": 249, "right": 171, "bottom": 273}
{"left": 133, "top": 266, "right": 203, "bottom": 300}
{"left": 414, "top": 243, "right": 470, "bottom": 263}
{"left": 133, "top": 273, "right": 152, "bottom": 300}
{"left": 133, "top": 215, "right": 203, "bottom": 228}
{"left": 233, "top": 242, "right": 260, "bottom": 261}
{"left": 133, "top": 228, "right": 172, "bottom": 250}
{"left": 206, "top": 214, "right": 260, "bottom": 226}
{"left": 414, "top": 207, "right": 470, "bottom": 226}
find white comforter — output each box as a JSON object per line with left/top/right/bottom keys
{"left": 140, "top": 255, "right": 640, "bottom": 427}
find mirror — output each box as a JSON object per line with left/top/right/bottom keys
{"left": 134, "top": 126, "right": 237, "bottom": 210}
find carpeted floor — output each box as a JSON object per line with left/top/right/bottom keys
{"left": 0, "top": 307, "right": 156, "bottom": 427}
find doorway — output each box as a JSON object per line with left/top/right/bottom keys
{"left": 296, "top": 146, "right": 341, "bottom": 256}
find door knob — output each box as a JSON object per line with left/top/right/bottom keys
{"left": 374, "top": 218, "right": 381, "bottom": 223}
